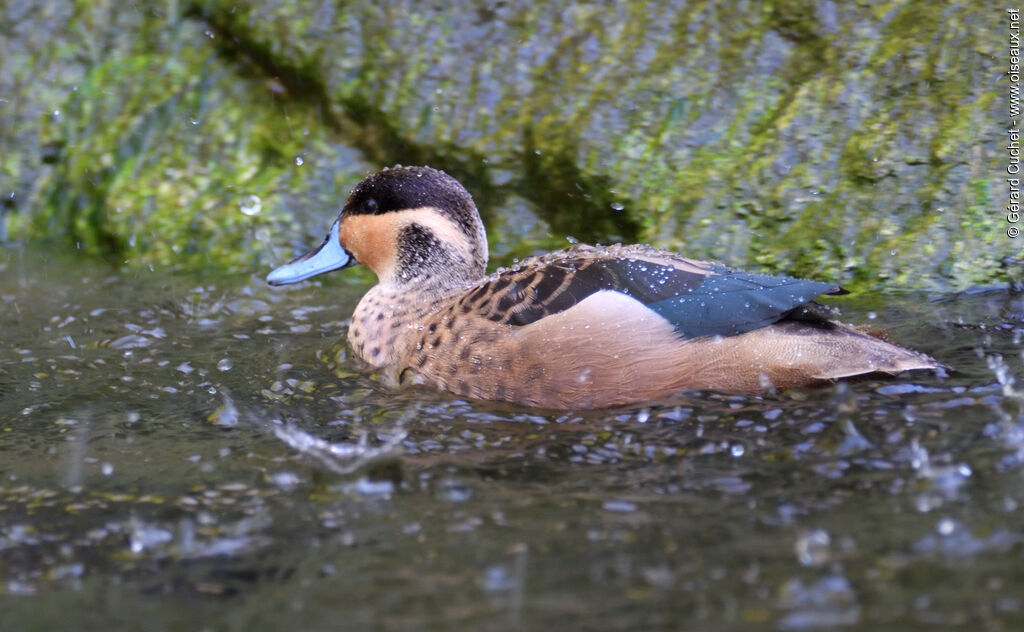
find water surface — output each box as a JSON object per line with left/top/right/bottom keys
{"left": 0, "top": 246, "right": 1021, "bottom": 630}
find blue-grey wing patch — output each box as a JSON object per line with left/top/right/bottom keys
{"left": 645, "top": 270, "right": 842, "bottom": 337}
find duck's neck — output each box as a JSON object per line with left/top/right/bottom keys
{"left": 347, "top": 276, "right": 476, "bottom": 371}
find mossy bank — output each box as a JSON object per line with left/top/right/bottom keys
{"left": 0, "top": 1, "right": 1004, "bottom": 291}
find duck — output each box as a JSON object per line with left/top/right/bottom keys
{"left": 267, "top": 165, "right": 942, "bottom": 409}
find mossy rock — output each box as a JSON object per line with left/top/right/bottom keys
{"left": 1, "top": 0, "right": 1006, "bottom": 291}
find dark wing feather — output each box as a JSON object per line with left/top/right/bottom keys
{"left": 466, "top": 251, "right": 842, "bottom": 338}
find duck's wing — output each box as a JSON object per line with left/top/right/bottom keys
{"left": 464, "top": 246, "right": 844, "bottom": 338}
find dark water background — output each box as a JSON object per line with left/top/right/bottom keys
{"left": 1, "top": 245, "right": 1022, "bottom": 630}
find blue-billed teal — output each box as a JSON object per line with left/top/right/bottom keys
{"left": 267, "top": 166, "right": 942, "bottom": 409}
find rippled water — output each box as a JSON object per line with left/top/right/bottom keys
{"left": 1, "top": 246, "right": 1023, "bottom": 629}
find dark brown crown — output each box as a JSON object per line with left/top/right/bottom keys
{"left": 343, "top": 166, "right": 481, "bottom": 242}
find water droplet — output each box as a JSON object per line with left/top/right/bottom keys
{"left": 730, "top": 443, "right": 745, "bottom": 457}
{"left": 795, "top": 529, "right": 831, "bottom": 566}
{"left": 937, "top": 518, "right": 955, "bottom": 536}
{"left": 239, "top": 195, "right": 262, "bottom": 216}
{"left": 575, "top": 367, "right": 593, "bottom": 384}
{"left": 909, "top": 439, "right": 928, "bottom": 471}
{"left": 129, "top": 521, "right": 173, "bottom": 554}
{"left": 101, "top": 462, "right": 114, "bottom": 476}
{"left": 439, "top": 480, "right": 471, "bottom": 503}
{"left": 295, "top": 156, "right": 304, "bottom": 166}
{"left": 603, "top": 500, "right": 638, "bottom": 512}
{"left": 482, "top": 565, "right": 517, "bottom": 592}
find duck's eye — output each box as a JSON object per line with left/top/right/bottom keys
{"left": 365, "top": 198, "right": 378, "bottom": 212}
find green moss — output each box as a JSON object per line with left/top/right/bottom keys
{"left": 2, "top": 0, "right": 1005, "bottom": 290}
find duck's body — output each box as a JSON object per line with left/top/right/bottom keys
{"left": 268, "top": 166, "right": 941, "bottom": 409}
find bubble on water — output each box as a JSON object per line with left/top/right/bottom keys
{"left": 269, "top": 471, "right": 301, "bottom": 491}
{"left": 239, "top": 195, "right": 262, "bottom": 216}
{"left": 482, "top": 564, "right": 518, "bottom": 592}
{"left": 602, "top": 500, "right": 637, "bottom": 513}
{"left": 937, "top": 517, "right": 956, "bottom": 536}
{"left": 778, "top": 574, "right": 859, "bottom": 628}
{"left": 6, "top": 580, "right": 37, "bottom": 595}
{"left": 730, "top": 443, "right": 746, "bottom": 457}
{"left": 51, "top": 562, "right": 84, "bottom": 581}
{"left": 295, "top": 156, "right": 304, "bottom": 166}
{"left": 101, "top": 462, "right": 114, "bottom": 476}
{"left": 209, "top": 392, "right": 240, "bottom": 427}
{"left": 350, "top": 477, "right": 395, "bottom": 498}
{"left": 217, "top": 358, "right": 232, "bottom": 372}
{"left": 439, "top": 480, "right": 472, "bottom": 503}
{"left": 129, "top": 520, "right": 173, "bottom": 554}
{"left": 795, "top": 529, "right": 831, "bottom": 567}
{"left": 908, "top": 438, "right": 973, "bottom": 507}
{"left": 909, "top": 439, "right": 929, "bottom": 471}
{"left": 610, "top": 202, "right": 624, "bottom": 212}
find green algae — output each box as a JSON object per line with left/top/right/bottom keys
{"left": 14, "top": 37, "right": 327, "bottom": 270}
{"left": 0, "top": 0, "right": 1005, "bottom": 291}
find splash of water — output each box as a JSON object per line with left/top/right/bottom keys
{"left": 271, "top": 405, "right": 417, "bottom": 475}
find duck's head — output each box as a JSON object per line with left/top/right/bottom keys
{"left": 267, "top": 166, "right": 488, "bottom": 290}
